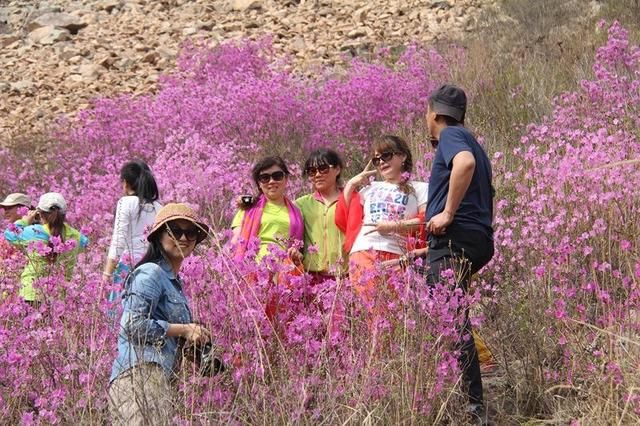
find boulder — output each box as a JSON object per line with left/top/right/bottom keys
{"left": 27, "top": 12, "right": 88, "bottom": 34}
{"left": 0, "top": 34, "right": 20, "bottom": 48}
{"left": 28, "top": 26, "right": 70, "bottom": 45}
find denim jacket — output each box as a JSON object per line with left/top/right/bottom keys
{"left": 110, "top": 259, "right": 192, "bottom": 383}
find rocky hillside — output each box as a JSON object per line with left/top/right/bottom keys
{"left": 0, "top": 0, "right": 496, "bottom": 143}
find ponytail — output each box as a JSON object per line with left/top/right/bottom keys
{"left": 120, "top": 160, "right": 160, "bottom": 214}
{"left": 39, "top": 208, "right": 66, "bottom": 263}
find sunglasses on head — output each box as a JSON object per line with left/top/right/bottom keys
{"left": 257, "top": 171, "right": 286, "bottom": 184}
{"left": 305, "top": 164, "right": 335, "bottom": 176}
{"left": 166, "top": 224, "right": 202, "bottom": 242}
{"left": 371, "top": 151, "right": 395, "bottom": 167}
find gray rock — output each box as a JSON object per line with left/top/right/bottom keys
{"left": 10, "top": 80, "right": 35, "bottom": 93}
{"left": 28, "top": 26, "right": 70, "bottom": 44}
{"left": 347, "top": 28, "right": 367, "bottom": 39}
{"left": 182, "top": 27, "right": 197, "bottom": 36}
{"left": 76, "top": 64, "right": 103, "bottom": 80}
{"left": 97, "top": 1, "right": 122, "bottom": 13}
{"left": 27, "top": 12, "right": 88, "bottom": 34}
{"left": 291, "top": 36, "right": 306, "bottom": 52}
{"left": 0, "top": 34, "right": 20, "bottom": 48}
{"left": 230, "top": 0, "right": 263, "bottom": 12}
{"left": 429, "top": 0, "right": 452, "bottom": 10}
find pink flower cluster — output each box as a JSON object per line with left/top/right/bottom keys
{"left": 488, "top": 21, "right": 640, "bottom": 417}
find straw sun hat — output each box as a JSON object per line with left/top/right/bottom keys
{"left": 147, "top": 203, "right": 209, "bottom": 244}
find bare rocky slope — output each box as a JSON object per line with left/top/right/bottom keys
{"left": 0, "top": 0, "right": 497, "bottom": 144}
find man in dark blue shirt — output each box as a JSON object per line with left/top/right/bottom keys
{"left": 425, "top": 85, "right": 495, "bottom": 424}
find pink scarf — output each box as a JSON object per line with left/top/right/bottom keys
{"left": 234, "top": 194, "right": 304, "bottom": 260}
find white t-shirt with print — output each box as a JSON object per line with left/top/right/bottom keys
{"left": 350, "top": 181, "right": 429, "bottom": 255}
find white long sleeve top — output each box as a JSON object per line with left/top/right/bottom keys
{"left": 107, "top": 196, "right": 162, "bottom": 263}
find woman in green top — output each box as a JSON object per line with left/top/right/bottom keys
{"left": 4, "top": 192, "right": 89, "bottom": 303}
{"left": 231, "top": 156, "right": 304, "bottom": 262}
{"left": 294, "top": 148, "right": 346, "bottom": 283}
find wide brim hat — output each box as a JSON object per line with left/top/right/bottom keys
{"left": 147, "top": 203, "right": 209, "bottom": 244}
{"left": 0, "top": 193, "right": 32, "bottom": 208}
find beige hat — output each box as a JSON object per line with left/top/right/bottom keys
{"left": 37, "top": 192, "right": 67, "bottom": 214}
{"left": 147, "top": 203, "right": 209, "bottom": 244}
{"left": 0, "top": 193, "right": 32, "bottom": 208}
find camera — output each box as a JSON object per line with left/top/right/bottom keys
{"left": 240, "top": 195, "right": 254, "bottom": 206}
{"left": 198, "top": 342, "right": 225, "bottom": 377}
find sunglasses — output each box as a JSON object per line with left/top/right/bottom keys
{"left": 305, "top": 164, "right": 335, "bottom": 176}
{"left": 429, "top": 137, "right": 439, "bottom": 149}
{"left": 257, "top": 171, "right": 286, "bottom": 184}
{"left": 371, "top": 151, "right": 395, "bottom": 167}
{"left": 166, "top": 224, "right": 202, "bottom": 242}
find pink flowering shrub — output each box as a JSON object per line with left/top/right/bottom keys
{"left": 1, "top": 20, "right": 639, "bottom": 423}
{"left": 487, "top": 21, "right": 640, "bottom": 421}
{"left": 0, "top": 40, "right": 471, "bottom": 424}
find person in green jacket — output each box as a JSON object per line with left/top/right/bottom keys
{"left": 294, "top": 148, "right": 347, "bottom": 283}
{"left": 4, "top": 192, "right": 89, "bottom": 303}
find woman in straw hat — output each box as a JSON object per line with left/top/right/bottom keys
{"left": 108, "top": 203, "right": 210, "bottom": 425}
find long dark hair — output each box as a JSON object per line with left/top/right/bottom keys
{"left": 40, "top": 207, "right": 66, "bottom": 262}
{"left": 372, "top": 135, "right": 415, "bottom": 195}
{"left": 135, "top": 231, "right": 165, "bottom": 269}
{"left": 239, "top": 156, "right": 291, "bottom": 210}
{"left": 120, "top": 160, "right": 159, "bottom": 208}
{"left": 302, "top": 148, "right": 344, "bottom": 184}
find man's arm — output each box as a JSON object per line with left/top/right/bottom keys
{"left": 427, "top": 151, "right": 475, "bottom": 235}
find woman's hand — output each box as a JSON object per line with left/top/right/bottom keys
{"left": 363, "top": 220, "right": 398, "bottom": 236}
{"left": 24, "top": 209, "right": 38, "bottom": 225}
{"left": 344, "top": 160, "right": 377, "bottom": 204}
{"left": 182, "top": 323, "right": 211, "bottom": 344}
{"left": 347, "top": 160, "right": 377, "bottom": 188}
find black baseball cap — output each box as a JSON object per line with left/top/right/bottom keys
{"left": 429, "top": 84, "right": 467, "bottom": 122}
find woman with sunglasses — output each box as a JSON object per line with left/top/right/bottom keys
{"left": 103, "top": 160, "right": 162, "bottom": 300}
{"left": 232, "top": 156, "right": 303, "bottom": 262}
{"left": 294, "top": 148, "right": 347, "bottom": 281}
{"left": 4, "top": 192, "right": 89, "bottom": 303}
{"left": 109, "top": 203, "right": 210, "bottom": 424}
{"left": 338, "top": 135, "right": 428, "bottom": 306}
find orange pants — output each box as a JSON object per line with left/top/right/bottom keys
{"left": 349, "top": 251, "right": 400, "bottom": 303}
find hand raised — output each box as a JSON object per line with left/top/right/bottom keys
{"left": 347, "top": 160, "right": 377, "bottom": 188}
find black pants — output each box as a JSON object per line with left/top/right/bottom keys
{"left": 425, "top": 228, "right": 494, "bottom": 405}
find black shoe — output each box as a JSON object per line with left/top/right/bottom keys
{"left": 466, "top": 403, "right": 488, "bottom": 426}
